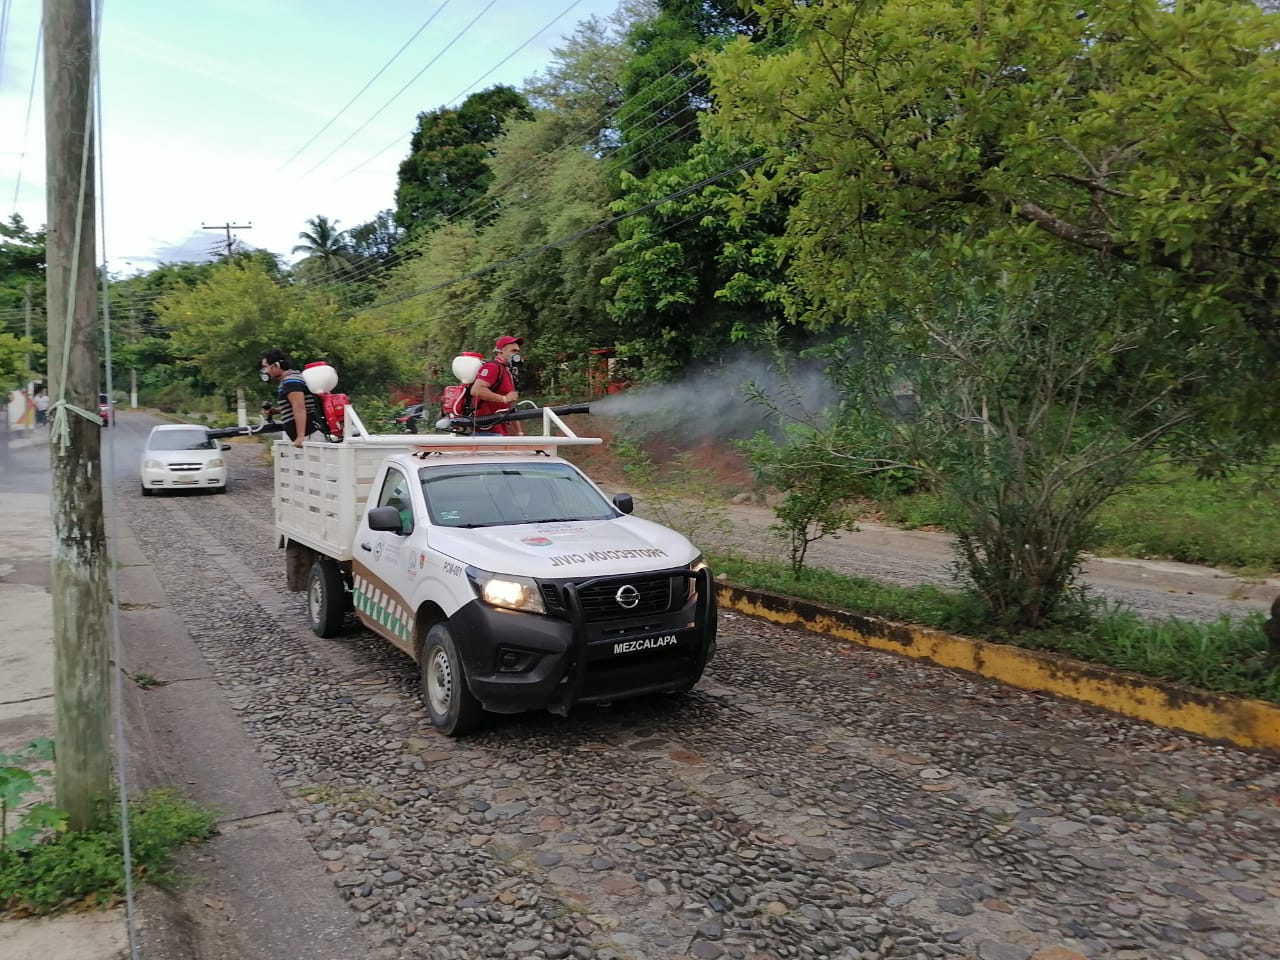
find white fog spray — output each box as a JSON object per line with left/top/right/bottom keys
{"left": 586, "top": 350, "right": 833, "bottom": 442}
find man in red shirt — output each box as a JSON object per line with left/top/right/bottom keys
{"left": 470, "top": 335, "right": 523, "bottom": 435}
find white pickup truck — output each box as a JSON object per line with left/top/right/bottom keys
{"left": 273, "top": 406, "right": 717, "bottom": 735}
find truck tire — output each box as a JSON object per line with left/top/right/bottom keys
{"left": 307, "top": 559, "right": 346, "bottom": 638}
{"left": 421, "top": 623, "right": 482, "bottom": 737}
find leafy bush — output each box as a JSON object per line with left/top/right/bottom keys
{"left": 0, "top": 789, "right": 216, "bottom": 915}
{"left": 1, "top": 739, "right": 64, "bottom": 855}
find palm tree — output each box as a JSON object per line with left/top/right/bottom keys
{"left": 291, "top": 215, "right": 352, "bottom": 278}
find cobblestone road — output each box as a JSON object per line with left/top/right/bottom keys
{"left": 119, "top": 442, "right": 1279, "bottom": 960}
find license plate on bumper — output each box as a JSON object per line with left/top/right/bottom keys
{"left": 607, "top": 631, "right": 691, "bottom": 657}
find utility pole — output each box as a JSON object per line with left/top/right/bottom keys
{"left": 129, "top": 302, "right": 138, "bottom": 409}
{"left": 24, "top": 281, "right": 32, "bottom": 369}
{"left": 201, "top": 221, "right": 252, "bottom": 260}
{"left": 44, "top": 0, "right": 111, "bottom": 831}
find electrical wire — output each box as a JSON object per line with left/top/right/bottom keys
{"left": 0, "top": 0, "right": 13, "bottom": 87}
{"left": 10, "top": 17, "right": 43, "bottom": 213}
{"left": 6, "top": 25, "right": 731, "bottom": 330}
{"left": 299, "top": 0, "right": 498, "bottom": 180}
{"left": 256, "top": 49, "right": 713, "bottom": 291}
{"left": 88, "top": 0, "right": 142, "bottom": 954}
{"left": 448, "top": 0, "right": 583, "bottom": 104}
{"left": 272, "top": 1, "right": 451, "bottom": 177}
{"left": 353, "top": 196, "right": 723, "bottom": 342}
{"left": 292, "top": 67, "right": 712, "bottom": 290}
{"left": 360, "top": 147, "right": 773, "bottom": 314}
{"left": 338, "top": 0, "right": 584, "bottom": 180}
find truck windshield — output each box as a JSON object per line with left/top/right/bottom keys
{"left": 421, "top": 462, "right": 615, "bottom": 528}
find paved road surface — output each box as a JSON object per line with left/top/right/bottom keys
{"left": 118, "top": 432, "right": 1280, "bottom": 960}
{"left": 2, "top": 417, "right": 1276, "bottom": 960}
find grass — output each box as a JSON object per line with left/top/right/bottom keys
{"left": 0, "top": 789, "right": 216, "bottom": 916}
{"left": 1090, "top": 463, "right": 1280, "bottom": 576}
{"left": 710, "top": 553, "right": 1280, "bottom": 704}
{"left": 869, "top": 461, "right": 1280, "bottom": 576}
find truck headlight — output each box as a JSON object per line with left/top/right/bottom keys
{"left": 688, "top": 555, "right": 708, "bottom": 598}
{"left": 143, "top": 459, "right": 165, "bottom": 470}
{"left": 468, "top": 568, "right": 546, "bottom": 615}
{"left": 207, "top": 458, "right": 225, "bottom": 468}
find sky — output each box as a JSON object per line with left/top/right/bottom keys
{"left": 0, "top": 0, "right": 629, "bottom": 273}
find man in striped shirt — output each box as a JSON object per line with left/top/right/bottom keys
{"left": 259, "top": 349, "right": 320, "bottom": 447}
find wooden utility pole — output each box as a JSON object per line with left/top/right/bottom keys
{"left": 44, "top": 0, "right": 111, "bottom": 831}
{"left": 201, "top": 221, "right": 252, "bottom": 260}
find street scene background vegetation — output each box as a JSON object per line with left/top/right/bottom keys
{"left": 4, "top": 0, "right": 1280, "bottom": 701}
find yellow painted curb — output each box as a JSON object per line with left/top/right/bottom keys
{"left": 716, "top": 583, "right": 1280, "bottom": 753}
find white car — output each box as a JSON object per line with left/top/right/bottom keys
{"left": 140, "top": 425, "right": 230, "bottom": 495}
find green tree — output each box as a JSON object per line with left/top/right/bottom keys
{"left": 753, "top": 268, "right": 1222, "bottom": 628}
{"left": 291, "top": 215, "right": 353, "bottom": 280}
{"left": 704, "top": 0, "right": 1280, "bottom": 381}
{"left": 524, "top": 0, "right": 657, "bottom": 150}
{"left": 467, "top": 113, "right": 622, "bottom": 372}
{"left": 616, "top": 0, "right": 760, "bottom": 178}
{"left": 603, "top": 0, "right": 781, "bottom": 365}
{"left": 603, "top": 140, "right": 787, "bottom": 364}
{"left": 156, "top": 260, "right": 412, "bottom": 399}
{"left": 0, "top": 332, "right": 43, "bottom": 390}
{"left": 347, "top": 210, "right": 403, "bottom": 272}
{"left": 394, "top": 86, "right": 533, "bottom": 235}
{"left": 0, "top": 216, "right": 46, "bottom": 350}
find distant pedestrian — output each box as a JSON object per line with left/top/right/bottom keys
{"left": 258, "top": 349, "right": 321, "bottom": 447}
{"left": 33, "top": 389, "right": 49, "bottom": 426}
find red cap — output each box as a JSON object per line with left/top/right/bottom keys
{"left": 495, "top": 335, "right": 524, "bottom": 349}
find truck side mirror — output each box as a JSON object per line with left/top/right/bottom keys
{"left": 220, "top": 443, "right": 231, "bottom": 451}
{"left": 367, "top": 505, "right": 404, "bottom": 533}
{"left": 612, "top": 493, "right": 634, "bottom": 515}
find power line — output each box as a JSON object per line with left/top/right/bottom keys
{"left": 0, "top": 0, "right": 12, "bottom": 86}
{"left": 201, "top": 221, "right": 253, "bottom": 260}
{"left": 272, "top": 1, "right": 451, "bottom": 177}
{"left": 12, "top": 17, "right": 44, "bottom": 213}
{"left": 294, "top": 68, "right": 713, "bottom": 290}
{"left": 338, "top": 0, "right": 584, "bottom": 181}
{"left": 448, "top": 0, "right": 583, "bottom": 104}
{"left": 299, "top": 0, "right": 498, "bottom": 180}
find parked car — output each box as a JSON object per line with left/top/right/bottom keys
{"left": 140, "top": 425, "right": 230, "bottom": 495}
{"left": 98, "top": 393, "right": 112, "bottom": 426}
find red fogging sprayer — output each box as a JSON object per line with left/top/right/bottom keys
{"left": 439, "top": 352, "right": 485, "bottom": 420}
{"left": 301, "top": 361, "right": 349, "bottom": 440}
{"left": 435, "top": 351, "right": 590, "bottom": 435}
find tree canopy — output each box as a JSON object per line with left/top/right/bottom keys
{"left": 394, "top": 86, "right": 534, "bottom": 235}
{"left": 704, "top": 0, "right": 1280, "bottom": 351}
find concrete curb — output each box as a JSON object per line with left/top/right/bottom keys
{"left": 716, "top": 582, "right": 1280, "bottom": 754}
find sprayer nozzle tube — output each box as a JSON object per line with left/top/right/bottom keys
{"left": 439, "top": 402, "right": 591, "bottom": 431}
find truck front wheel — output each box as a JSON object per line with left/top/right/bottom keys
{"left": 307, "top": 559, "right": 346, "bottom": 638}
{"left": 421, "top": 623, "right": 482, "bottom": 736}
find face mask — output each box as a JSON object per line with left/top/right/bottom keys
{"left": 260, "top": 370, "right": 271, "bottom": 382}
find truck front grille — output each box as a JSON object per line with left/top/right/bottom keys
{"left": 541, "top": 575, "right": 678, "bottom": 622}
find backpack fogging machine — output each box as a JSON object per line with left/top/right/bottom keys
{"left": 434, "top": 351, "right": 590, "bottom": 435}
